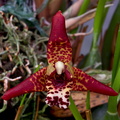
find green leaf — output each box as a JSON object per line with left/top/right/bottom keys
{"left": 112, "top": 26, "right": 120, "bottom": 82}
{"left": 81, "top": 0, "right": 108, "bottom": 69}
{"left": 107, "top": 66, "right": 120, "bottom": 113}
{"left": 69, "top": 96, "right": 84, "bottom": 120}
{"left": 93, "top": 0, "right": 106, "bottom": 39}
{"left": 105, "top": 25, "right": 120, "bottom": 119}
{"left": 78, "top": 0, "right": 90, "bottom": 15}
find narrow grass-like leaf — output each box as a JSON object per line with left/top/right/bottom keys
{"left": 32, "top": 92, "right": 37, "bottom": 120}
{"left": 20, "top": 94, "right": 27, "bottom": 106}
{"left": 93, "top": 0, "right": 106, "bottom": 42}
{"left": 86, "top": 91, "right": 90, "bottom": 110}
{"left": 108, "top": 26, "right": 120, "bottom": 111}
{"left": 81, "top": 0, "right": 107, "bottom": 68}
{"left": 78, "top": 0, "right": 90, "bottom": 15}
{"left": 69, "top": 96, "right": 84, "bottom": 120}
{"left": 112, "top": 26, "right": 120, "bottom": 82}
{"left": 104, "top": 26, "right": 120, "bottom": 120}
{"left": 86, "top": 91, "right": 92, "bottom": 120}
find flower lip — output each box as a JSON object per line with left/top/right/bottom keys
{"left": 45, "top": 64, "right": 73, "bottom": 109}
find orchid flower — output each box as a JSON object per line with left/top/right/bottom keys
{"left": 2, "top": 11, "right": 118, "bottom": 109}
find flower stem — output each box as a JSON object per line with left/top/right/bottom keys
{"left": 86, "top": 110, "right": 92, "bottom": 120}
{"left": 14, "top": 105, "right": 24, "bottom": 120}
{"left": 20, "top": 94, "right": 27, "bottom": 106}
{"left": 107, "top": 67, "right": 120, "bottom": 113}
{"left": 14, "top": 94, "right": 27, "bottom": 120}
{"left": 86, "top": 91, "right": 90, "bottom": 110}
{"left": 69, "top": 96, "right": 84, "bottom": 120}
{"left": 86, "top": 91, "right": 92, "bottom": 120}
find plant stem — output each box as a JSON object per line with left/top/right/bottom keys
{"left": 86, "top": 91, "right": 92, "bottom": 120}
{"left": 86, "top": 110, "right": 92, "bottom": 120}
{"left": 104, "top": 26, "right": 120, "bottom": 120}
{"left": 107, "top": 26, "right": 120, "bottom": 113}
{"left": 14, "top": 105, "right": 24, "bottom": 120}
{"left": 32, "top": 92, "right": 37, "bottom": 120}
{"left": 92, "top": 0, "right": 106, "bottom": 48}
{"left": 86, "top": 91, "right": 90, "bottom": 110}
{"left": 20, "top": 94, "right": 27, "bottom": 106}
{"left": 107, "top": 67, "right": 120, "bottom": 113}
{"left": 14, "top": 94, "right": 27, "bottom": 120}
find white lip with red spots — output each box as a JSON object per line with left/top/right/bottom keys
{"left": 45, "top": 61, "right": 73, "bottom": 109}
{"left": 45, "top": 82, "right": 72, "bottom": 109}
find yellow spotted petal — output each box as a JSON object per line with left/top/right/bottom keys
{"left": 2, "top": 67, "right": 47, "bottom": 100}
{"left": 72, "top": 67, "right": 118, "bottom": 96}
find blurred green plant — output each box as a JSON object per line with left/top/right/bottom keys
{"left": 104, "top": 25, "right": 120, "bottom": 120}
{"left": 78, "top": 0, "right": 90, "bottom": 15}
{"left": 0, "top": 9, "right": 48, "bottom": 119}
{"left": 81, "top": 0, "right": 107, "bottom": 69}
{"left": 102, "top": 1, "right": 120, "bottom": 70}
{"left": 0, "top": 0, "right": 48, "bottom": 36}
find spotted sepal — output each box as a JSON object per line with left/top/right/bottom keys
{"left": 47, "top": 11, "right": 72, "bottom": 64}
{"left": 72, "top": 67, "right": 118, "bottom": 96}
{"left": 2, "top": 67, "right": 47, "bottom": 100}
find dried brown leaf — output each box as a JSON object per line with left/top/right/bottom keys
{"left": 65, "top": 4, "right": 113, "bottom": 31}
{"left": 65, "top": 9, "right": 95, "bottom": 31}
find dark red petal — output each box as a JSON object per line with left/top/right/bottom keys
{"left": 72, "top": 67, "right": 118, "bottom": 96}
{"left": 47, "top": 11, "right": 72, "bottom": 64}
{"left": 2, "top": 67, "right": 47, "bottom": 100}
